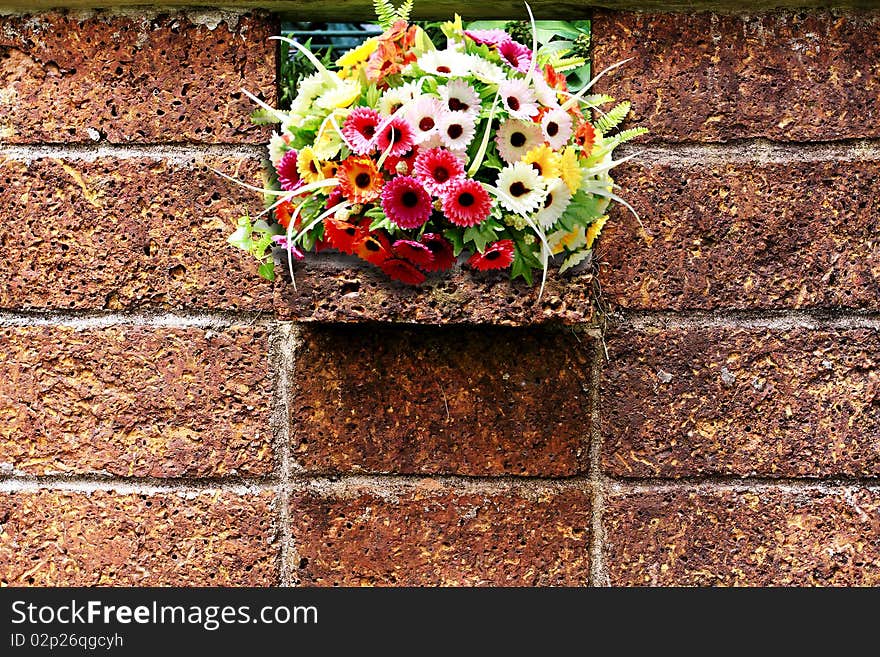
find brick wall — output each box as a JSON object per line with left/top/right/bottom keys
{"left": 0, "top": 7, "right": 877, "bottom": 587}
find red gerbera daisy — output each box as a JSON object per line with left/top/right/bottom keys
{"left": 323, "top": 217, "right": 366, "bottom": 255}
{"left": 467, "top": 239, "right": 515, "bottom": 271}
{"left": 338, "top": 156, "right": 384, "bottom": 204}
{"left": 380, "top": 258, "right": 426, "bottom": 285}
{"left": 382, "top": 147, "right": 419, "bottom": 176}
{"left": 325, "top": 187, "right": 344, "bottom": 210}
{"left": 498, "top": 39, "right": 532, "bottom": 74}
{"left": 392, "top": 239, "right": 435, "bottom": 269}
{"left": 275, "top": 150, "right": 302, "bottom": 191}
{"left": 375, "top": 116, "right": 415, "bottom": 158}
{"left": 441, "top": 178, "right": 491, "bottom": 227}
{"left": 413, "top": 147, "right": 465, "bottom": 196}
{"left": 274, "top": 199, "right": 300, "bottom": 230}
{"left": 342, "top": 107, "right": 380, "bottom": 155}
{"left": 419, "top": 233, "right": 456, "bottom": 272}
{"left": 355, "top": 231, "right": 393, "bottom": 266}
{"left": 381, "top": 175, "right": 432, "bottom": 229}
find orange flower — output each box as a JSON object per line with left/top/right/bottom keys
{"left": 274, "top": 199, "right": 301, "bottom": 230}
{"left": 573, "top": 120, "right": 596, "bottom": 152}
{"left": 338, "top": 156, "right": 384, "bottom": 203}
{"left": 355, "top": 231, "right": 393, "bottom": 266}
{"left": 365, "top": 20, "right": 419, "bottom": 85}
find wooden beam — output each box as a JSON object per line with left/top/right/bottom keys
{"left": 0, "top": 1, "right": 877, "bottom": 19}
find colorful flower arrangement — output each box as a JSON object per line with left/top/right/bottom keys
{"left": 225, "top": 1, "right": 646, "bottom": 295}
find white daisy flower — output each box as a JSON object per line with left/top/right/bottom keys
{"left": 495, "top": 119, "right": 543, "bottom": 164}
{"left": 268, "top": 131, "right": 290, "bottom": 166}
{"left": 541, "top": 109, "right": 574, "bottom": 150}
{"left": 379, "top": 86, "right": 414, "bottom": 116}
{"left": 437, "top": 111, "right": 476, "bottom": 151}
{"left": 405, "top": 95, "right": 444, "bottom": 144}
{"left": 496, "top": 162, "right": 547, "bottom": 215}
{"left": 498, "top": 79, "right": 539, "bottom": 120}
{"left": 415, "top": 49, "right": 472, "bottom": 77}
{"left": 438, "top": 79, "right": 480, "bottom": 116}
{"left": 470, "top": 58, "right": 506, "bottom": 85}
{"left": 532, "top": 73, "right": 561, "bottom": 108}
{"left": 534, "top": 177, "right": 572, "bottom": 230}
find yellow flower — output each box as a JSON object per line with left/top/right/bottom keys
{"left": 315, "top": 78, "right": 361, "bottom": 110}
{"left": 559, "top": 146, "right": 581, "bottom": 194}
{"left": 321, "top": 160, "right": 339, "bottom": 180}
{"left": 336, "top": 38, "right": 379, "bottom": 74}
{"left": 548, "top": 225, "right": 586, "bottom": 255}
{"left": 522, "top": 144, "right": 561, "bottom": 180}
{"left": 585, "top": 215, "right": 608, "bottom": 249}
{"left": 312, "top": 109, "right": 347, "bottom": 160}
{"left": 297, "top": 146, "right": 325, "bottom": 184}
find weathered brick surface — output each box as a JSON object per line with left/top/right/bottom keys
{"left": 601, "top": 326, "right": 880, "bottom": 478}
{"left": 290, "top": 482, "right": 591, "bottom": 586}
{"left": 0, "top": 156, "right": 273, "bottom": 312}
{"left": 0, "top": 11, "right": 275, "bottom": 144}
{"left": 292, "top": 325, "right": 594, "bottom": 476}
{"left": 0, "top": 326, "right": 272, "bottom": 478}
{"left": 597, "top": 159, "right": 880, "bottom": 310}
{"left": 275, "top": 258, "right": 596, "bottom": 325}
{"left": 591, "top": 11, "right": 880, "bottom": 142}
{"left": 605, "top": 488, "right": 880, "bottom": 586}
{"left": 0, "top": 490, "right": 277, "bottom": 585}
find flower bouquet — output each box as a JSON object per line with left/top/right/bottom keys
{"left": 225, "top": 1, "right": 646, "bottom": 296}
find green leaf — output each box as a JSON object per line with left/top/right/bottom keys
{"left": 511, "top": 242, "right": 538, "bottom": 285}
{"left": 483, "top": 150, "right": 504, "bottom": 171}
{"left": 560, "top": 190, "right": 608, "bottom": 229}
{"left": 595, "top": 101, "right": 632, "bottom": 135}
{"left": 559, "top": 248, "right": 592, "bottom": 273}
{"left": 463, "top": 220, "right": 502, "bottom": 253}
{"left": 250, "top": 108, "right": 281, "bottom": 125}
{"left": 443, "top": 228, "right": 465, "bottom": 256}
{"left": 257, "top": 260, "right": 276, "bottom": 281}
{"left": 227, "top": 216, "right": 254, "bottom": 251}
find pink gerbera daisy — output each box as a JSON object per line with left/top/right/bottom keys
{"left": 375, "top": 115, "right": 416, "bottom": 158}
{"left": 442, "top": 177, "right": 491, "bottom": 227}
{"left": 275, "top": 149, "right": 301, "bottom": 191}
{"left": 342, "top": 107, "right": 380, "bottom": 155}
{"left": 499, "top": 79, "right": 539, "bottom": 120}
{"left": 420, "top": 233, "right": 456, "bottom": 271}
{"left": 392, "top": 240, "right": 435, "bottom": 269}
{"left": 463, "top": 29, "right": 511, "bottom": 47}
{"left": 413, "top": 147, "right": 465, "bottom": 195}
{"left": 405, "top": 96, "right": 444, "bottom": 144}
{"left": 382, "top": 147, "right": 420, "bottom": 175}
{"left": 498, "top": 40, "right": 533, "bottom": 74}
{"left": 467, "top": 239, "right": 515, "bottom": 271}
{"left": 381, "top": 176, "right": 432, "bottom": 229}
{"left": 541, "top": 108, "right": 574, "bottom": 150}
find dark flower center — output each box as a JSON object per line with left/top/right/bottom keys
{"left": 434, "top": 166, "right": 450, "bottom": 183}
{"left": 449, "top": 98, "right": 468, "bottom": 112}
{"left": 544, "top": 193, "right": 554, "bottom": 208}
{"left": 355, "top": 173, "right": 371, "bottom": 189}
{"left": 401, "top": 190, "right": 420, "bottom": 207}
{"left": 437, "top": 65, "right": 452, "bottom": 74}
{"left": 531, "top": 162, "right": 542, "bottom": 175}
{"left": 447, "top": 124, "right": 464, "bottom": 139}
{"left": 507, "top": 96, "right": 520, "bottom": 111}
{"left": 364, "top": 239, "right": 381, "bottom": 252}
{"left": 485, "top": 250, "right": 501, "bottom": 260}
{"left": 387, "top": 126, "right": 401, "bottom": 144}
{"left": 419, "top": 117, "right": 435, "bottom": 131}
{"left": 344, "top": 226, "right": 357, "bottom": 236}
{"left": 458, "top": 192, "right": 475, "bottom": 207}
{"left": 510, "top": 132, "right": 526, "bottom": 148}
{"left": 390, "top": 103, "right": 403, "bottom": 114}
{"left": 309, "top": 161, "right": 319, "bottom": 174}
{"left": 509, "top": 182, "right": 529, "bottom": 197}
{"left": 362, "top": 125, "right": 375, "bottom": 138}
{"left": 546, "top": 122, "right": 559, "bottom": 137}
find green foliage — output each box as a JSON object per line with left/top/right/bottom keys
{"left": 228, "top": 214, "right": 283, "bottom": 281}
{"left": 559, "top": 248, "right": 591, "bottom": 273}
{"left": 595, "top": 101, "right": 631, "bottom": 135}
{"left": 278, "top": 37, "right": 335, "bottom": 109}
{"left": 373, "top": 0, "right": 414, "bottom": 30}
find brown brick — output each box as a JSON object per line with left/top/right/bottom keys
{"left": 591, "top": 11, "right": 880, "bottom": 142}
{"left": 597, "top": 159, "right": 880, "bottom": 310}
{"left": 0, "top": 155, "right": 273, "bottom": 312}
{"left": 292, "top": 325, "right": 594, "bottom": 476}
{"left": 601, "top": 326, "right": 880, "bottom": 478}
{"left": 605, "top": 488, "right": 880, "bottom": 585}
{"left": 0, "top": 489, "right": 277, "bottom": 585}
{"left": 0, "top": 326, "right": 272, "bottom": 478}
{"left": 0, "top": 11, "right": 275, "bottom": 144}
{"left": 274, "top": 258, "right": 597, "bottom": 325}
{"left": 290, "top": 482, "right": 591, "bottom": 586}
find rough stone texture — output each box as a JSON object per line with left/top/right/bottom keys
{"left": 0, "top": 490, "right": 277, "bottom": 585}
{"left": 274, "top": 257, "right": 597, "bottom": 325}
{"left": 292, "top": 325, "right": 594, "bottom": 476}
{"left": 597, "top": 159, "right": 880, "bottom": 310}
{"left": 605, "top": 488, "right": 880, "bottom": 586}
{"left": 0, "top": 155, "right": 273, "bottom": 312}
{"left": 591, "top": 11, "right": 880, "bottom": 142}
{"left": 0, "top": 11, "right": 276, "bottom": 144}
{"left": 601, "top": 326, "right": 880, "bottom": 478}
{"left": 0, "top": 326, "right": 272, "bottom": 477}
{"left": 290, "top": 482, "right": 591, "bottom": 586}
